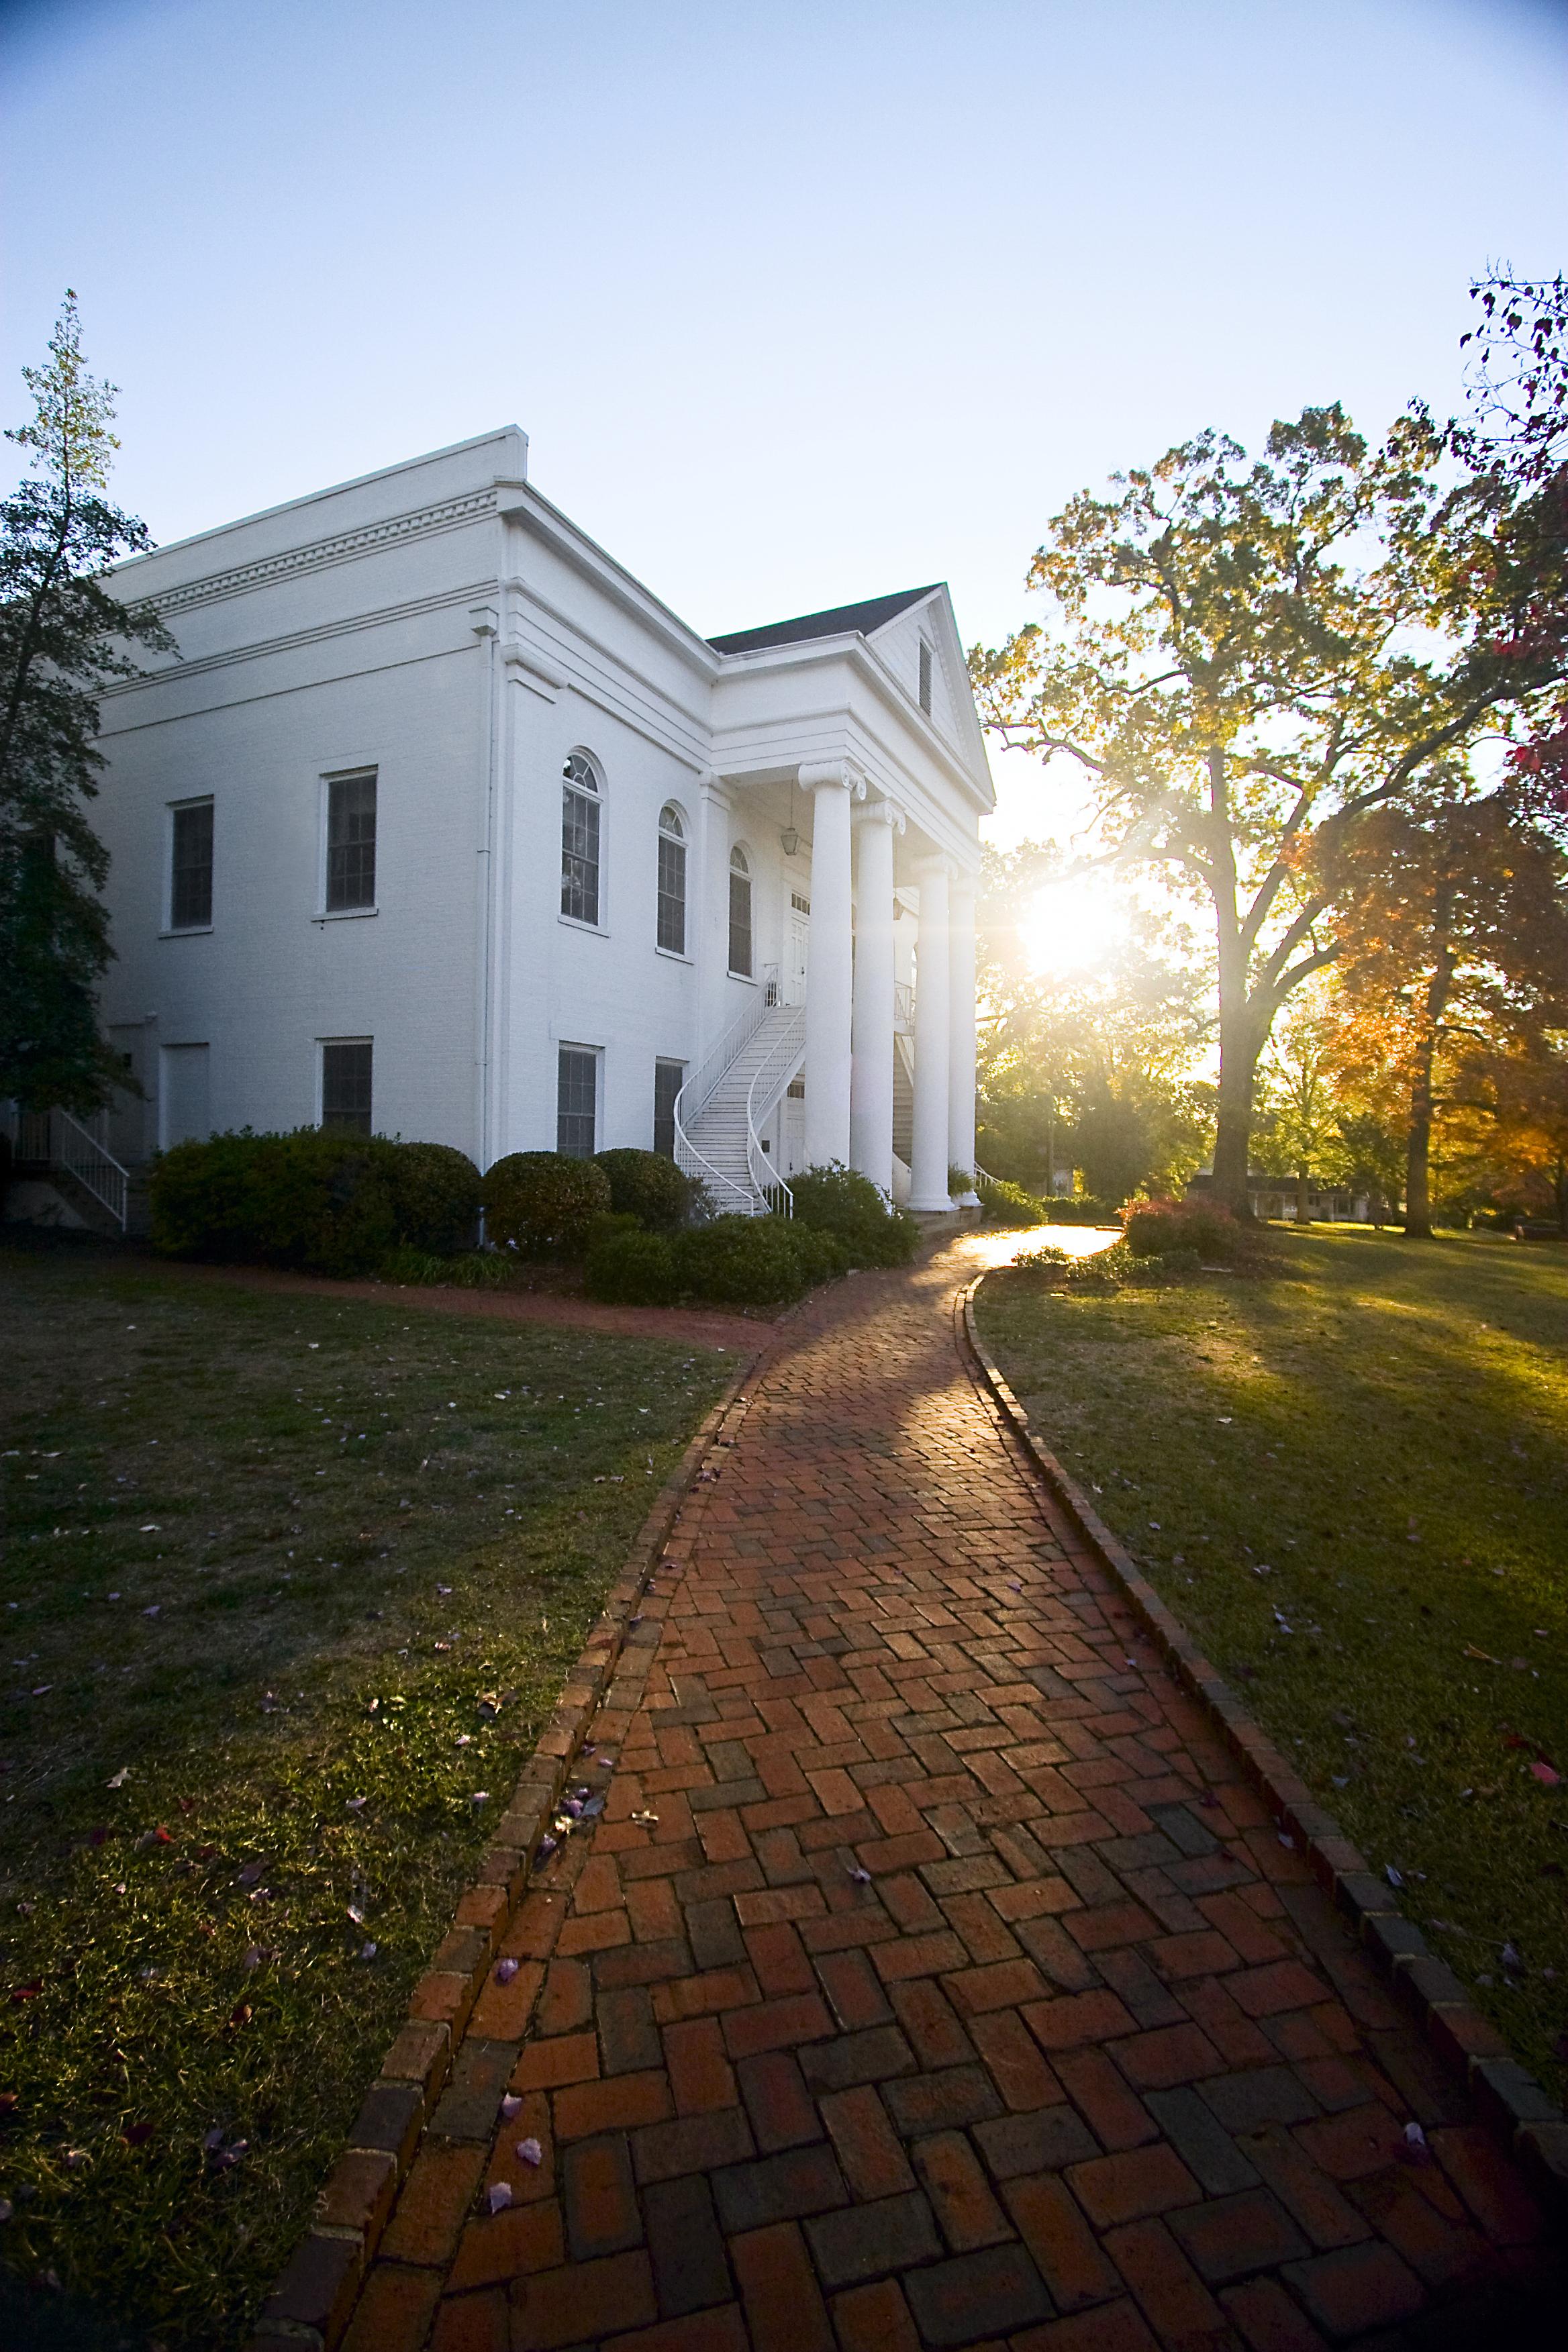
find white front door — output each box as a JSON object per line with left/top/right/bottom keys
{"left": 787, "top": 891, "right": 810, "bottom": 1005}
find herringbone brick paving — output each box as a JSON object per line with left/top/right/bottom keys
{"left": 356, "top": 1236, "right": 1562, "bottom": 2350}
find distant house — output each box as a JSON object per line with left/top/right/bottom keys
{"left": 1185, "top": 1171, "right": 1378, "bottom": 1223}
{"left": 8, "top": 426, "right": 993, "bottom": 1229}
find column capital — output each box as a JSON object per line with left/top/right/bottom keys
{"left": 913, "top": 850, "right": 957, "bottom": 883}
{"left": 853, "top": 796, "right": 906, "bottom": 834}
{"left": 697, "top": 769, "right": 732, "bottom": 809}
{"left": 798, "top": 760, "right": 867, "bottom": 800}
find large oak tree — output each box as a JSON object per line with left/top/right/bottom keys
{"left": 970, "top": 405, "right": 1563, "bottom": 1216}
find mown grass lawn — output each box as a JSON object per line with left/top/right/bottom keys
{"left": 0, "top": 1237, "right": 732, "bottom": 2349}
{"left": 976, "top": 1226, "right": 1568, "bottom": 2108}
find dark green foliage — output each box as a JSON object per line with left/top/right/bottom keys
{"left": 383, "top": 1141, "right": 481, "bottom": 1255}
{"left": 673, "top": 1214, "right": 823, "bottom": 1307}
{"left": 976, "top": 1173, "right": 1049, "bottom": 1226}
{"left": 584, "top": 1226, "right": 680, "bottom": 1305}
{"left": 1122, "top": 1196, "right": 1238, "bottom": 1258}
{"left": 1, "top": 294, "right": 173, "bottom": 1112}
{"left": 785, "top": 1161, "right": 919, "bottom": 1266}
{"left": 148, "top": 1132, "right": 483, "bottom": 1278}
{"left": 482, "top": 1151, "right": 612, "bottom": 1258}
{"left": 593, "top": 1147, "right": 694, "bottom": 1231}
{"left": 1039, "top": 1194, "right": 1125, "bottom": 1225}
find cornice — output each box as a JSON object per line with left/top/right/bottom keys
{"left": 132, "top": 487, "right": 501, "bottom": 619}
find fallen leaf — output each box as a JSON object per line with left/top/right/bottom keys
{"left": 1532, "top": 1761, "right": 1562, "bottom": 1787}
{"left": 1463, "top": 1644, "right": 1500, "bottom": 1665}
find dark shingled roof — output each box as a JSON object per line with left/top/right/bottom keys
{"left": 707, "top": 584, "right": 940, "bottom": 655}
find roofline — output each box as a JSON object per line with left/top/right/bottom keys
{"left": 111, "top": 425, "right": 528, "bottom": 575}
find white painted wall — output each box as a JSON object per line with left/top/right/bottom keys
{"left": 96, "top": 428, "right": 992, "bottom": 1173}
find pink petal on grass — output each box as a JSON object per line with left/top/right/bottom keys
{"left": 1531, "top": 1761, "right": 1561, "bottom": 1786}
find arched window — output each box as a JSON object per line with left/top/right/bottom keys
{"left": 656, "top": 802, "right": 686, "bottom": 954}
{"left": 728, "top": 845, "right": 753, "bottom": 978}
{"left": 560, "top": 751, "right": 601, "bottom": 926}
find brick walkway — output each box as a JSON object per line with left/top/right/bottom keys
{"left": 350, "top": 1234, "right": 1560, "bottom": 2351}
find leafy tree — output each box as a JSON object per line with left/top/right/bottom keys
{"left": 1315, "top": 794, "right": 1568, "bottom": 1238}
{"left": 1449, "top": 270, "right": 1568, "bottom": 826}
{"left": 1253, "top": 1003, "right": 1353, "bottom": 1226}
{"left": 970, "top": 405, "right": 1566, "bottom": 1216}
{"left": 0, "top": 291, "right": 170, "bottom": 1112}
{"left": 975, "top": 840, "right": 1208, "bottom": 1197}
{"left": 1489, "top": 1046, "right": 1568, "bottom": 1233}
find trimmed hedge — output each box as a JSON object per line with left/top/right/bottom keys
{"left": 975, "top": 1173, "right": 1049, "bottom": 1228}
{"left": 584, "top": 1226, "right": 680, "bottom": 1306}
{"left": 1122, "top": 1197, "right": 1237, "bottom": 1258}
{"left": 787, "top": 1163, "right": 919, "bottom": 1267}
{"left": 593, "top": 1148, "right": 695, "bottom": 1232}
{"left": 482, "top": 1152, "right": 611, "bottom": 1259}
{"left": 148, "top": 1130, "right": 481, "bottom": 1279}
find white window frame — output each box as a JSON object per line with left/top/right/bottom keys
{"left": 728, "top": 842, "right": 756, "bottom": 982}
{"left": 655, "top": 799, "right": 691, "bottom": 961}
{"left": 316, "top": 767, "right": 379, "bottom": 922}
{"left": 316, "top": 1035, "right": 375, "bottom": 1133}
{"left": 559, "top": 748, "right": 607, "bottom": 934}
{"left": 555, "top": 1040, "right": 604, "bottom": 1157}
{"left": 162, "top": 795, "right": 215, "bottom": 936}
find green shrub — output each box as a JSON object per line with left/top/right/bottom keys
{"left": 482, "top": 1152, "right": 612, "bottom": 1258}
{"left": 593, "top": 1148, "right": 695, "bottom": 1231}
{"left": 975, "top": 1173, "right": 1048, "bottom": 1227}
{"left": 786, "top": 1162, "right": 919, "bottom": 1267}
{"left": 384, "top": 1141, "right": 482, "bottom": 1255}
{"left": 674, "top": 1215, "right": 814, "bottom": 1308}
{"left": 150, "top": 1128, "right": 401, "bottom": 1277}
{"left": 379, "top": 1245, "right": 514, "bottom": 1289}
{"left": 948, "top": 1163, "right": 979, "bottom": 1197}
{"left": 1122, "top": 1197, "right": 1237, "bottom": 1258}
{"left": 584, "top": 1226, "right": 680, "bottom": 1305}
{"left": 1040, "top": 1195, "right": 1124, "bottom": 1225}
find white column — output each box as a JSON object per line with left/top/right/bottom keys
{"left": 799, "top": 761, "right": 861, "bottom": 1168}
{"left": 850, "top": 800, "right": 902, "bottom": 1197}
{"left": 910, "top": 854, "right": 954, "bottom": 1211}
{"left": 947, "top": 871, "right": 978, "bottom": 1195}
{"left": 697, "top": 773, "right": 732, "bottom": 1063}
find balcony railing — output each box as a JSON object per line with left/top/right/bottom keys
{"left": 12, "top": 1108, "right": 130, "bottom": 1230}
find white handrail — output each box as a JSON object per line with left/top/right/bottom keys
{"left": 744, "top": 1006, "right": 806, "bottom": 1218}
{"left": 17, "top": 1108, "right": 130, "bottom": 1229}
{"left": 673, "top": 963, "right": 782, "bottom": 1217}
{"left": 893, "top": 981, "right": 914, "bottom": 1034}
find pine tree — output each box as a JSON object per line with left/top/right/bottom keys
{"left": 0, "top": 291, "right": 171, "bottom": 1112}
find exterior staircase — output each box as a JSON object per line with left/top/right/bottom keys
{"left": 5, "top": 1109, "right": 132, "bottom": 1236}
{"left": 676, "top": 976, "right": 807, "bottom": 1216}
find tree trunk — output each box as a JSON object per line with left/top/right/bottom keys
{"left": 1296, "top": 1165, "right": 1312, "bottom": 1227}
{"left": 1555, "top": 1157, "right": 1567, "bottom": 1236}
{"left": 1404, "top": 932, "right": 1454, "bottom": 1242}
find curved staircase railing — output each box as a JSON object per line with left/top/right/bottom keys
{"left": 744, "top": 1006, "right": 806, "bottom": 1218}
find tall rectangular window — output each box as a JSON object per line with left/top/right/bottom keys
{"left": 557, "top": 1045, "right": 598, "bottom": 1157}
{"left": 169, "top": 799, "right": 213, "bottom": 929}
{"left": 653, "top": 1059, "right": 685, "bottom": 1159}
{"left": 561, "top": 754, "right": 601, "bottom": 925}
{"left": 656, "top": 804, "right": 686, "bottom": 953}
{"left": 321, "top": 1038, "right": 373, "bottom": 1134}
{"left": 918, "top": 640, "right": 933, "bottom": 715}
{"left": 326, "top": 772, "right": 377, "bottom": 911}
{"left": 728, "top": 851, "right": 753, "bottom": 977}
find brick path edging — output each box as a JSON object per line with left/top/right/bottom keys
{"left": 958, "top": 1276, "right": 1568, "bottom": 2225}
{"left": 247, "top": 1327, "right": 794, "bottom": 2352}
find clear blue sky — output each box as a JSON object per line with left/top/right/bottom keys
{"left": 4, "top": 0, "right": 1566, "bottom": 838}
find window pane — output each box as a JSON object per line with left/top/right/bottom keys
{"left": 170, "top": 802, "right": 213, "bottom": 928}
{"left": 327, "top": 774, "right": 377, "bottom": 910}
{"left": 322, "top": 1040, "right": 373, "bottom": 1135}
{"left": 561, "top": 787, "right": 601, "bottom": 924}
{"left": 557, "top": 1046, "right": 597, "bottom": 1157}
{"left": 653, "top": 1059, "right": 684, "bottom": 1159}
{"left": 728, "top": 870, "right": 752, "bottom": 977}
{"left": 656, "top": 835, "right": 686, "bottom": 954}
